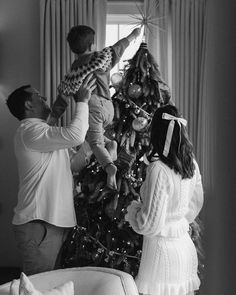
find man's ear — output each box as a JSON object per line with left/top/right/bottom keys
{"left": 90, "top": 43, "right": 96, "bottom": 52}
{"left": 25, "top": 100, "right": 33, "bottom": 111}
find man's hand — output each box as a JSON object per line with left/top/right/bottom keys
{"left": 73, "top": 73, "right": 96, "bottom": 103}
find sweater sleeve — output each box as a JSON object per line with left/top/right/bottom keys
{"left": 111, "top": 38, "right": 130, "bottom": 68}
{"left": 47, "top": 93, "right": 70, "bottom": 126}
{"left": 125, "top": 162, "right": 170, "bottom": 237}
{"left": 185, "top": 160, "right": 204, "bottom": 223}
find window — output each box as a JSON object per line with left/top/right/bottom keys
{"left": 106, "top": 1, "right": 144, "bottom": 77}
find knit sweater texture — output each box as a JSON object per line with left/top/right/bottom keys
{"left": 126, "top": 159, "right": 204, "bottom": 295}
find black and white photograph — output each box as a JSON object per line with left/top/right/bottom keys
{"left": 0, "top": 0, "right": 235, "bottom": 294}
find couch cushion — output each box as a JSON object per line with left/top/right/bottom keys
{"left": 0, "top": 267, "right": 139, "bottom": 295}
{"left": 9, "top": 273, "right": 74, "bottom": 295}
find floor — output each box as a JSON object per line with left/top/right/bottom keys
{"left": 0, "top": 267, "right": 21, "bottom": 285}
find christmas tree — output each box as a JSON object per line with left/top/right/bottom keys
{"left": 61, "top": 41, "right": 171, "bottom": 276}
{"left": 61, "top": 43, "right": 204, "bottom": 283}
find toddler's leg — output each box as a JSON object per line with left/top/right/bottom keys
{"left": 70, "top": 141, "right": 92, "bottom": 173}
{"left": 104, "top": 137, "right": 117, "bottom": 162}
{"left": 104, "top": 162, "right": 117, "bottom": 190}
{"left": 104, "top": 138, "right": 118, "bottom": 189}
{"left": 87, "top": 109, "right": 117, "bottom": 189}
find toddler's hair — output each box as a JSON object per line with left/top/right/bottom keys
{"left": 67, "top": 25, "right": 95, "bottom": 54}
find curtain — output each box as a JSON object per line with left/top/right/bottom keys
{"left": 40, "top": 0, "right": 107, "bottom": 125}
{"left": 144, "top": 0, "right": 207, "bottom": 170}
{"left": 143, "top": 0, "right": 172, "bottom": 87}
{"left": 171, "top": 0, "right": 206, "bottom": 158}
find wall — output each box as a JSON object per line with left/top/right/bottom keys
{"left": 201, "top": 0, "right": 236, "bottom": 294}
{"left": 0, "top": 0, "right": 40, "bottom": 266}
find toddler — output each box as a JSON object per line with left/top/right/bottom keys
{"left": 58, "top": 25, "right": 141, "bottom": 189}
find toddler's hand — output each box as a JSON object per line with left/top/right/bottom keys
{"left": 127, "top": 27, "right": 141, "bottom": 43}
{"left": 131, "top": 27, "right": 141, "bottom": 38}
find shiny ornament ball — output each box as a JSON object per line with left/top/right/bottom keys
{"left": 111, "top": 72, "right": 123, "bottom": 88}
{"left": 125, "top": 173, "right": 131, "bottom": 179}
{"left": 128, "top": 84, "right": 143, "bottom": 99}
{"left": 132, "top": 117, "right": 148, "bottom": 131}
{"left": 134, "top": 108, "right": 140, "bottom": 114}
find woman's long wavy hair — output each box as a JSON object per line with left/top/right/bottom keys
{"left": 149, "top": 105, "right": 195, "bottom": 179}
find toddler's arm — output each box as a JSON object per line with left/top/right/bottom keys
{"left": 126, "top": 27, "right": 142, "bottom": 43}
{"left": 48, "top": 93, "right": 69, "bottom": 126}
{"left": 110, "top": 27, "right": 142, "bottom": 67}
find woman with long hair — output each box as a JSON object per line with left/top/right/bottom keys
{"left": 125, "top": 105, "right": 204, "bottom": 295}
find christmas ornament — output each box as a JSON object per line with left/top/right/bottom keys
{"left": 132, "top": 117, "right": 148, "bottom": 131}
{"left": 134, "top": 108, "right": 140, "bottom": 115}
{"left": 111, "top": 72, "right": 123, "bottom": 88}
{"left": 116, "top": 147, "right": 137, "bottom": 174}
{"left": 128, "top": 84, "right": 143, "bottom": 99}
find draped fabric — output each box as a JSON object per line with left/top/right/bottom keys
{"left": 40, "top": 0, "right": 107, "bottom": 125}
{"left": 171, "top": 0, "right": 206, "bottom": 160}
{"left": 143, "top": 0, "right": 172, "bottom": 87}
{"left": 144, "top": 0, "right": 207, "bottom": 176}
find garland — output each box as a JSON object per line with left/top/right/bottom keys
{"left": 76, "top": 226, "right": 140, "bottom": 261}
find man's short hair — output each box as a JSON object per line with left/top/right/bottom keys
{"left": 67, "top": 25, "right": 95, "bottom": 54}
{"left": 6, "top": 85, "right": 32, "bottom": 120}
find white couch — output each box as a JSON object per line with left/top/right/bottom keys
{"left": 0, "top": 266, "right": 139, "bottom": 295}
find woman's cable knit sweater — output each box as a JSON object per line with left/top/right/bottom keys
{"left": 125, "top": 159, "right": 204, "bottom": 295}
